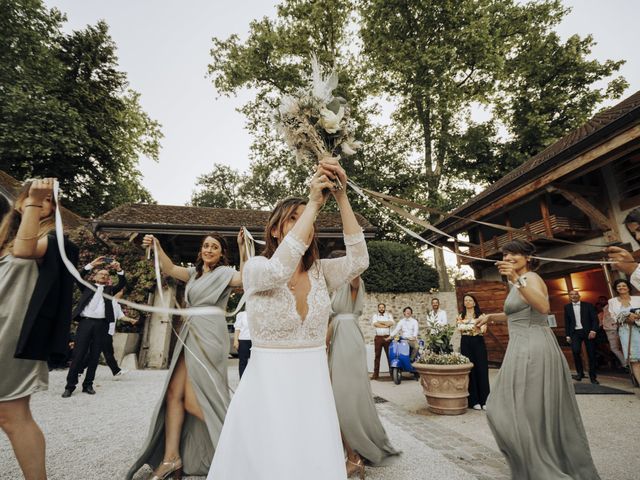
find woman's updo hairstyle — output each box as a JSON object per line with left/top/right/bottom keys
{"left": 501, "top": 239, "right": 539, "bottom": 270}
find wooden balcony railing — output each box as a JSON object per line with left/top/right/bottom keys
{"left": 463, "top": 215, "right": 592, "bottom": 263}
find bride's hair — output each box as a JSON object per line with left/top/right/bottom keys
{"left": 262, "top": 197, "right": 320, "bottom": 272}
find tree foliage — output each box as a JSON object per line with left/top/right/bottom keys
{"left": 362, "top": 241, "right": 439, "bottom": 293}
{"left": 0, "top": 0, "right": 162, "bottom": 217}
{"left": 190, "top": 163, "right": 251, "bottom": 208}
{"left": 205, "top": 0, "right": 627, "bottom": 288}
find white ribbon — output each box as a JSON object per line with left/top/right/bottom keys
{"left": 347, "top": 180, "right": 623, "bottom": 266}
{"left": 53, "top": 181, "right": 224, "bottom": 317}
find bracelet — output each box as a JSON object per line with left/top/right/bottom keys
{"left": 24, "top": 204, "right": 43, "bottom": 208}
{"left": 16, "top": 234, "right": 40, "bottom": 241}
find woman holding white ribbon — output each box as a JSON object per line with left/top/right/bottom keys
{"left": 207, "top": 157, "right": 369, "bottom": 480}
{"left": 126, "top": 232, "right": 246, "bottom": 480}
{"left": 0, "top": 178, "right": 77, "bottom": 480}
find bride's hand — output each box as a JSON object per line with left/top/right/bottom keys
{"left": 308, "top": 168, "right": 333, "bottom": 208}
{"left": 318, "top": 156, "right": 347, "bottom": 199}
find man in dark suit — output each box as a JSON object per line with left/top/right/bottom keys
{"left": 564, "top": 289, "right": 599, "bottom": 384}
{"left": 62, "top": 256, "right": 127, "bottom": 397}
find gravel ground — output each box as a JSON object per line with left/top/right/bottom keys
{"left": 1, "top": 363, "right": 638, "bottom": 479}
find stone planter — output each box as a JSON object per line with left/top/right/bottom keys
{"left": 413, "top": 362, "right": 474, "bottom": 415}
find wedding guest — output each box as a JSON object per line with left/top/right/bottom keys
{"left": 233, "top": 310, "right": 252, "bottom": 379}
{"left": 456, "top": 294, "right": 489, "bottom": 410}
{"left": 387, "top": 307, "right": 419, "bottom": 361}
{"left": 370, "top": 303, "right": 394, "bottom": 380}
{"left": 327, "top": 253, "right": 399, "bottom": 478}
{"left": 606, "top": 207, "right": 640, "bottom": 289}
{"left": 478, "top": 239, "right": 600, "bottom": 479}
{"left": 62, "top": 257, "right": 127, "bottom": 397}
{"left": 608, "top": 279, "right": 640, "bottom": 384}
{"left": 79, "top": 291, "right": 130, "bottom": 378}
{"left": 426, "top": 297, "right": 448, "bottom": 326}
{"left": 600, "top": 303, "right": 628, "bottom": 371}
{"left": 207, "top": 157, "right": 368, "bottom": 480}
{"left": 0, "top": 178, "right": 77, "bottom": 480}
{"left": 126, "top": 231, "right": 246, "bottom": 480}
{"left": 564, "top": 290, "right": 599, "bottom": 384}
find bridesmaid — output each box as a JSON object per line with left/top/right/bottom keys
{"left": 456, "top": 295, "right": 490, "bottom": 410}
{"left": 126, "top": 232, "right": 245, "bottom": 480}
{"left": 477, "top": 239, "right": 600, "bottom": 480}
{"left": 0, "top": 178, "right": 77, "bottom": 480}
{"left": 327, "top": 252, "right": 399, "bottom": 479}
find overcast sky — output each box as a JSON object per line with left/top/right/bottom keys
{"left": 44, "top": 0, "right": 640, "bottom": 206}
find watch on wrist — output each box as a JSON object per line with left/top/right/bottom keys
{"left": 513, "top": 276, "right": 527, "bottom": 289}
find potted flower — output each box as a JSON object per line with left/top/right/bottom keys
{"left": 412, "top": 321, "right": 473, "bottom": 415}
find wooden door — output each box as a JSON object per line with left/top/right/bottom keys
{"left": 455, "top": 279, "right": 509, "bottom": 365}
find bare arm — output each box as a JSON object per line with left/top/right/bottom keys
{"left": 233, "top": 329, "right": 240, "bottom": 350}
{"left": 496, "top": 261, "right": 550, "bottom": 314}
{"left": 229, "top": 229, "right": 247, "bottom": 288}
{"left": 142, "top": 234, "right": 190, "bottom": 282}
{"left": 12, "top": 179, "right": 54, "bottom": 259}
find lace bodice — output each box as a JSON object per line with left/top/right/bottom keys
{"left": 243, "top": 229, "right": 369, "bottom": 348}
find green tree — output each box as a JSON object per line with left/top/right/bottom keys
{"left": 190, "top": 163, "right": 251, "bottom": 208}
{"left": 363, "top": 241, "right": 439, "bottom": 292}
{"left": 358, "top": 0, "right": 627, "bottom": 288}
{"left": 207, "top": 0, "right": 626, "bottom": 290}
{"left": 208, "top": 0, "right": 420, "bottom": 236}
{"left": 0, "top": 0, "right": 162, "bottom": 217}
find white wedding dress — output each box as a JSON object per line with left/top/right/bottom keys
{"left": 207, "top": 229, "right": 369, "bottom": 480}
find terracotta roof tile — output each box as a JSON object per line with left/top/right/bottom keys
{"left": 95, "top": 203, "right": 375, "bottom": 233}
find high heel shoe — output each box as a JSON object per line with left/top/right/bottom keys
{"left": 149, "top": 457, "right": 183, "bottom": 480}
{"left": 346, "top": 457, "right": 365, "bottom": 479}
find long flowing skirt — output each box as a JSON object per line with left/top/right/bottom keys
{"left": 619, "top": 324, "right": 640, "bottom": 361}
{"left": 328, "top": 314, "right": 399, "bottom": 465}
{"left": 207, "top": 345, "right": 347, "bottom": 480}
{"left": 486, "top": 325, "right": 600, "bottom": 480}
{"left": 126, "top": 314, "right": 230, "bottom": 479}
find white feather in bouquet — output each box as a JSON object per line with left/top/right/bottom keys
{"left": 274, "top": 55, "right": 362, "bottom": 187}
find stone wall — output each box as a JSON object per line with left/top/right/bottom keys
{"left": 358, "top": 291, "right": 459, "bottom": 345}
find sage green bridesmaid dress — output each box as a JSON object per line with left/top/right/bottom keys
{"left": 486, "top": 286, "right": 600, "bottom": 480}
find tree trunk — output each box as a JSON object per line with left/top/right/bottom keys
{"left": 434, "top": 247, "right": 452, "bottom": 292}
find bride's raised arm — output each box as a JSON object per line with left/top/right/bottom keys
{"left": 319, "top": 158, "right": 369, "bottom": 291}
{"left": 243, "top": 169, "right": 335, "bottom": 294}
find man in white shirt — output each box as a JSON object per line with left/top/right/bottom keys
{"left": 564, "top": 290, "right": 598, "bottom": 384}
{"left": 426, "top": 298, "right": 448, "bottom": 326}
{"left": 388, "top": 307, "right": 420, "bottom": 361}
{"left": 234, "top": 311, "right": 252, "bottom": 379}
{"left": 63, "top": 256, "right": 127, "bottom": 397}
{"left": 370, "top": 303, "right": 394, "bottom": 380}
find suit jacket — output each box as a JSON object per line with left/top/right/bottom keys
{"left": 564, "top": 301, "right": 598, "bottom": 337}
{"left": 72, "top": 267, "right": 127, "bottom": 323}
{"left": 15, "top": 233, "right": 79, "bottom": 361}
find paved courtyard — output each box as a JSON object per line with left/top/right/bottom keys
{"left": 1, "top": 362, "right": 638, "bottom": 479}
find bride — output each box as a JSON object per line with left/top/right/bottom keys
{"left": 207, "top": 157, "right": 369, "bottom": 479}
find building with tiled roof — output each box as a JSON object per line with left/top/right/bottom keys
{"left": 422, "top": 89, "right": 640, "bottom": 368}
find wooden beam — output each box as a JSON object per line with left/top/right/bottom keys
{"left": 552, "top": 182, "right": 601, "bottom": 197}
{"left": 547, "top": 186, "right": 619, "bottom": 241}
{"left": 479, "top": 230, "right": 485, "bottom": 258}
{"left": 539, "top": 195, "right": 554, "bottom": 238}
{"left": 443, "top": 125, "right": 640, "bottom": 233}
{"left": 505, "top": 212, "right": 513, "bottom": 241}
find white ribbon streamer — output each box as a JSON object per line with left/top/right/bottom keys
{"left": 347, "top": 180, "right": 623, "bottom": 266}
{"left": 53, "top": 181, "right": 224, "bottom": 317}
